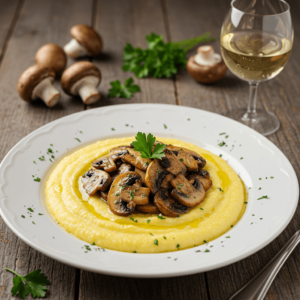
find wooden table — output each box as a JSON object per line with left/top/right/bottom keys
{"left": 0, "top": 0, "right": 299, "bottom": 299}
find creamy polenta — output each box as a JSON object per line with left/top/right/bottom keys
{"left": 46, "top": 137, "right": 246, "bottom": 253}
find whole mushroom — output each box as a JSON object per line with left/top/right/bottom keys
{"left": 17, "top": 65, "right": 60, "bottom": 107}
{"left": 61, "top": 61, "right": 101, "bottom": 104}
{"left": 187, "top": 45, "right": 227, "bottom": 83}
{"left": 35, "top": 44, "right": 67, "bottom": 75}
{"left": 64, "top": 24, "right": 103, "bottom": 58}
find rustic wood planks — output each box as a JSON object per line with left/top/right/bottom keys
{"left": 0, "top": 0, "right": 299, "bottom": 299}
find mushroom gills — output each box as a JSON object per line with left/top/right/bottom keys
{"left": 154, "top": 189, "right": 189, "bottom": 217}
{"left": 32, "top": 77, "right": 60, "bottom": 107}
{"left": 144, "top": 159, "right": 169, "bottom": 194}
{"left": 160, "top": 149, "right": 187, "bottom": 175}
{"left": 92, "top": 150, "right": 128, "bottom": 173}
{"left": 64, "top": 38, "right": 91, "bottom": 58}
{"left": 107, "top": 171, "right": 142, "bottom": 216}
{"left": 70, "top": 75, "right": 100, "bottom": 105}
{"left": 170, "top": 174, "right": 205, "bottom": 207}
{"left": 82, "top": 169, "right": 112, "bottom": 195}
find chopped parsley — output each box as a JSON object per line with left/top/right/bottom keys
{"left": 84, "top": 245, "right": 91, "bottom": 251}
{"left": 114, "top": 200, "right": 118, "bottom": 204}
{"left": 47, "top": 148, "right": 53, "bottom": 153}
{"left": 225, "top": 236, "right": 230, "bottom": 238}
{"left": 259, "top": 178, "right": 262, "bottom": 180}
{"left": 154, "top": 239, "right": 158, "bottom": 246}
{"left": 257, "top": 195, "right": 268, "bottom": 200}
{"left": 203, "top": 240, "right": 207, "bottom": 243}
{"left": 179, "top": 158, "right": 183, "bottom": 162}
{"left": 150, "top": 233, "right": 153, "bottom": 236}
{"left": 21, "top": 215, "right": 25, "bottom": 218}
{"left": 270, "top": 176, "right": 274, "bottom": 179}
{"left": 146, "top": 220, "right": 151, "bottom": 223}
{"left": 34, "top": 177, "right": 41, "bottom": 182}
{"left": 163, "top": 124, "right": 167, "bottom": 129}
{"left": 27, "top": 208, "right": 34, "bottom": 212}
{"left": 218, "top": 141, "right": 226, "bottom": 147}
{"left": 133, "top": 251, "right": 136, "bottom": 253}
{"left": 219, "top": 132, "right": 226, "bottom": 135}
{"left": 218, "top": 187, "right": 224, "bottom": 192}
{"left": 122, "top": 185, "right": 126, "bottom": 190}
{"left": 74, "top": 138, "right": 81, "bottom": 142}
{"left": 225, "top": 135, "right": 229, "bottom": 138}
{"left": 145, "top": 161, "right": 149, "bottom": 165}
{"left": 115, "top": 193, "right": 119, "bottom": 196}
{"left": 38, "top": 156, "right": 45, "bottom": 161}
{"left": 176, "top": 244, "right": 180, "bottom": 249}
{"left": 91, "top": 242, "right": 95, "bottom": 245}
{"left": 111, "top": 128, "right": 115, "bottom": 131}
{"left": 130, "top": 191, "right": 134, "bottom": 200}
{"left": 244, "top": 202, "right": 248, "bottom": 204}
{"left": 258, "top": 187, "right": 261, "bottom": 190}
{"left": 231, "top": 225, "right": 233, "bottom": 227}
{"left": 186, "top": 195, "right": 190, "bottom": 198}
{"left": 187, "top": 118, "right": 190, "bottom": 121}
{"left": 177, "top": 215, "right": 180, "bottom": 218}
{"left": 204, "top": 249, "right": 210, "bottom": 252}
{"left": 38, "top": 213, "right": 43, "bottom": 216}
{"left": 32, "top": 221, "right": 35, "bottom": 225}
{"left": 163, "top": 236, "right": 166, "bottom": 239}
{"left": 157, "top": 215, "right": 166, "bottom": 220}
{"left": 200, "top": 208, "right": 204, "bottom": 210}
{"left": 126, "top": 124, "right": 129, "bottom": 127}
{"left": 128, "top": 174, "right": 131, "bottom": 177}
{"left": 219, "top": 154, "right": 222, "bottom": 157}
{"left": 33, "top": 161, "right": 36, "bottom": 164}
{"left": 240, "top": 157, "right": 243, "bottom": 160}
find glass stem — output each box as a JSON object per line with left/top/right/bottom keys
{"left": 243, "top": 82, "right": 259, "bottom": 121}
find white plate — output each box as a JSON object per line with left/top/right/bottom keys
{"left": 0, "top": 104, "right": 298, "bottom": 278}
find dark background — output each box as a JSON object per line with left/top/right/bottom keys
{"left": 0, "top": 0, "right": 299, "bottom": 299}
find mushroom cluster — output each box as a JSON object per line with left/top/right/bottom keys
{"left": 17, "top": 24, "right": 103, "bottom": 107}
{"left": 81, "top": 143, "right": 212, "bottom": 217}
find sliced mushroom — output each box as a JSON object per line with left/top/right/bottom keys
{"left": 136, "top": 203, "right": 160, "bottom": 214}
{"left": 109, "top": 146, "right": 129, "bottom": 154}
{"left": 92, "top": 150, "right": 129, "bottom": 173}
{"left": 82, "top": 169, "right": 112, "bottom": 195}
{"left": 119, "top": 185, "right": 150, "bottom": 205}
{"left": 107, "top": 171, "right": 142, "bottom": 216}
{"left": 145, "top": 159, "right": 169, "bottom": 194}
{"left": 160, "top": 149, "right": 187, "bottom": 176}
{"left": 188, "top": 170, "right": 212, "bottom": 191}
{"left": 135, "top": 168, "right": 146, "bottom": 184}
{"left": 160, "top": 174, "right": 174, "bottom": 190}
{"left": 154, "top": 189, "right": 189, "bottom": 217}
{"left": 111, "top": 163, "right": 134, "bottom": 180}
{"left": 121, "top": 148, "right": 151, "bottom": 171}
{"left": 170, "top": 174, "right": 205, "bottom": 207}
{"left": 167, "top": 146, "right": 206, "bottom": 169}
{"left": 100, "top": 191, "right": 108, "bottom": 202}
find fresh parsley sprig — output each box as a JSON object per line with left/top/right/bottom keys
{"left": 108, "top": 77, "right": 140, "bottom": 99}
{"left": 132, "top": 132, "right": 165, "bottom": 160}
{"left": 122, "top": 32, "right": 215, "bottom": 78}
{"left": 6, "top": 268, "right": 50, "bottom": 299}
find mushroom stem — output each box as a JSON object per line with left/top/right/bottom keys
{"left": 71, "top": 75, "right": 100, "bottom": 104}
{"left": 32, "top": 77, "right": 60, "bottom": 107}
{"left": 64, "top": 38, "right": 90, "bottom": 58}
{"left": 194, "top": 45, "right": 221, "bottom": 66}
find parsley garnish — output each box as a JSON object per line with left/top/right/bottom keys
{"left": 257, "top": 195, "right": 268, "bottom": 200}
{"left": 157, "top": 215, "right": 166, "bottom": 220}
{"left": 219, "top": 154, "right": 222, "bottom": 157}
{"left": 200, "top": 208, "right": 204, "bottom": 210}
{"left": 218, "top": 141, "right": 226, "bottom": 147}
{"left": 111, "top": 128, "right": 115, "bottom": 131}
{"left": 203, "top": 240, "right": 207, "bottom": 243}
{"left": 133, "top": 251, "right": 136, "bottom": 253}
{"left": 74, "top": 138, "right": 81, "bottom": 142}
{"left": 226, "top": 236, "right": 230, "bottom": 238}
{"left": 91, "top": 242, "right": 95, "bottom": 246}
{"left": 130, "top": 191, "right": 134, "bottom": 200}
{"left": 176, "top": 244, "right": 180, "bottom": 249}
{"left": 204, "top": 249, "right": 210, "bottom": 252}
{"left": 218, "top": 188, "right": 224, "bottom": 192}
{"left": 164, "top": 124, "right": 167, "bottom": 129}
{"left": 154, "top": 239, "right": 158, "bottom": 246}
{"left": 122, "top": 32, "right": 215, "bottom": 78}
{"left": 270, "top": 176, "right": 274, "bottom": 179}
{"left": 146, "top": 220, "right": 151, "bottom": 223}
{"left": 21, "top": 215, "right": 25, "bottom": 218}
{"left": 6, "top": 268, "right": 50, "bottom": 299}
{"left": 219, "top": 133, "right": 226, "bottom": 135}
{"left": 38, "top": 156, "right": 45, "bottom": 161}
{"left": 34, "top": 177, "right": 41, "bottom": 182}
{"left": 115, "top": 192, "right": 119, "bottom": 196}
{"left": 132, "top": 132, "right": 166, "bottom": 159}
{"left": 108, "top": 77, "right": 140, "bottom": 99}
{"left": 163, "top": 236, "right": 166, "bottom": 239}
{"left": 27, "top": 208, "right": 34, "bottom": 212}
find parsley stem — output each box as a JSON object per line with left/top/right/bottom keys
{"left": 5, "top": 268, "right": 20, "bottom": 277}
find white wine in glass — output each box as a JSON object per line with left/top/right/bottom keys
{"left": 221, "top": 0, "right": 293, "bottom": 136}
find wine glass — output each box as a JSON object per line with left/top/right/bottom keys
{"left": 220, "top": 0, "right": 293, "bottom": 136}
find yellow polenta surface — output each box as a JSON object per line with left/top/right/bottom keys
{"left": 46, "top": 137, "right": 245, "bottom": 253}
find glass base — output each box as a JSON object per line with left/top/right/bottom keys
{"left": 223, "top": 108, "right": 280, "bottom": 136}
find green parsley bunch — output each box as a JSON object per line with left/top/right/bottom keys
{"left": 122, "top": 32, "right": 215, "bottom": 78}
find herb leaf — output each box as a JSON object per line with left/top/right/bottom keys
{"left": 108, "top": 77, "right": 140, "bottom": 99}
{"left": 122, "top": 32, "right": 215, "bottom": 79}
{"left": 6, "top": 268, "right": 50, "bottom": 299}
{"left": 132, "top": 132, "right": 165, "bottom": 160}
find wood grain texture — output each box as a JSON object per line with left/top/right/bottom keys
{"left": 166, "top": 0, "right": 300, "bottom": 299}
{"left": 87, "top": 0, "right": 177, "bottom": 109}
{"left": 0, "top": 0, "right": 95, "bottom": 298}
{"left": 0, "top": 0, "right": 21, "bottom": 60}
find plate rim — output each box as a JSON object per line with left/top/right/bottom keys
{"left": 0, "top": 103, "right": 298, "bottom": 278}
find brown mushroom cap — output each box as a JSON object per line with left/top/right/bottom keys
{"left": 187, "top": 55, "right": 227, "bottom": 84}
{"left": 35, "top": 44, "right": 67, "bottom": 74}
{"left": 17, "top": 65, "right": 56, "bottom": 102}
{"left": 70, "top": 24, "right": 103, "bottom": 56}
{"left": 61, "top": 61, "right": 101, "bottom": 95}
